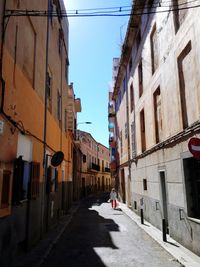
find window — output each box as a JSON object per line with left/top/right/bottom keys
{"left": 153, "top": 87, "right": 162, "bottom": 143}
{"left": 22, "top": 17, "right": 36, "bottom": 87}
{"left": 123, "top": 77, "right": 126, "bottom": 93}
{"left": 58, "top": 29, "right": 62, "bottom": 54}
{"left": 120, "top": 130, "right": 123, "bottom": 154}
{"left": 130, "top": 83, "right": 134, "bottom": 112}
{"left": 125, "top": 122, "right": 128, "bottom": 139}
{"left": 30, "top": 162, "right": 40, "bottom": 199}
{"left": 173, "top": 0, "right": 188, "bottom": 33}
{"left": 1, "top": 171, "right": 11, "bottom": 209}
{"left": 177, "top": 41, "right": 192, "bottom": 129}
{"left": 183, "top": 157, "right": 200, "bottom": 219}
{"left": 147, "top": 0, "right": 154, "bottom": 11}
{"left": 129, "top": 57, "right": 132, "bottom": 73}
{"left": 65, "top": 58, "right": 69, "bottom": 83}
{"left": 64, "top": 109, "right": 67, "bottom": 132}
{"left": 150, "top": 25, "right": 159, "bottom": 74}
{"left": 14, "top": 25, "right": 18, "bottom": 65}
{"left": 131, "top": 122, "right": 136, "bottom": 158}
{"left": 102, "top": 160, "right": 104, "bottom": 172}
{"left": 57, "top": 91, "right": 61, "bottom": 121}
{"left": 47, "top": 71, "right": 52, "bottom": 112}
{"left": 138, "top": 59, "right": 143, "bottom": 97}
{"left": 143, "top": 179, "right": 147, "bottom": 190}
{"left": 12, "top": 157, "right": 31, "bottom": 204}
{"left": 136, "top": 29, "right": 141, "bottom": 50}
{"left": 140, "top": 109, "right": 146, "bottom": 152}
{"left": 50, "top": 0, "right": 54, "bottom": 25}
{"left": 0, "top": 170, "right": 12, "bottom": 217}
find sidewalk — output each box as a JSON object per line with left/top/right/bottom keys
{"left": 118, "top": 202, "right": 200, "bottom": 267}
{"left": 13, "top": 203, "right": 79, "bottom": 267}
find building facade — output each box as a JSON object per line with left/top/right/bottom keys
{"left": 112, "top": 0, "right": 200, "bottom": 256}
{"left": 0, "top": 0, "right": 79, "bottom": 264}
{"left": 78, "top": 130, "right": 111, "bottom": 196}
{"left": 108, "top": 58, "right": 119, "bottom": 189}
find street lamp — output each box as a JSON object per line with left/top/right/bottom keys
{"left": 76, "top": 121, "right": 92, "bottom": 140}
{"left": 77, "top": 121, "right": 92, "bottom": 125}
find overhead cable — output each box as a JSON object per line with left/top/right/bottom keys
{"left": 4, "top": 1, "right": 200, "bottom": 18}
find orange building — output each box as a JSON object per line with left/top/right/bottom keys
{"left": 0, "top": 0, "right": 77, "bottom": 262}
{"left": 78, "top": 130, "right": 111, "bottom": 196}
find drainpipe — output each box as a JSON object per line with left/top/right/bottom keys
{"left": 41, "top": 0, "right": 50, "bottom": 237}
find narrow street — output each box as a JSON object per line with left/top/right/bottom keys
{"left": 40, "top": 193, "right": 182, "bottom": 267}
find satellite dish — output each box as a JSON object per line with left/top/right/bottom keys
{"left": 51, "top": 151, "right": 64, "bottom": 167}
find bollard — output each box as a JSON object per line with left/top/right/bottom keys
{"left": 162, "top": 219, "right": 167, "bottom": 242}
{"left": 140, "top": 209, "right": 144, "bottom": 224}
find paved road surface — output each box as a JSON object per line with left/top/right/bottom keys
{"left": 40, "top": 193, "right": 182, "bottom": 267}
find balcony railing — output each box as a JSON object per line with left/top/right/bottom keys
{"left": 110, "top": 161, "right": 117, "bottom": 171}
{"left": 104, "top": 167, "right": 110, "bottom": 173}
{"left": 108, "top": 112, "right": 115, "bottom": 118}
{"left": 109, "top": 139, "right": 116, "bottom": 148}
{"left": 90, "top": 163, "right": 100, "bottom": 172}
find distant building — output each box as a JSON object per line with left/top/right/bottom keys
{"left": 112, "top": 0, "right": 200, "bottom": 256}
{"left": 78, "top": 130, "right": 111, "bottom": 196}
{"left": 108, "top": 58, "right": 119, "bottom": 189}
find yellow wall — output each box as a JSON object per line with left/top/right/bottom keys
{"left": 1, "top": 48, "right": 72, "bottom": 182}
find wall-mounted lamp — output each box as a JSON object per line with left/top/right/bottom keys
{"left": 77, "top": 121, "right": 92, "bottom": 126}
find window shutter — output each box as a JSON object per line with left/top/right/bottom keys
{"left": 46, "top": 166, "right": 52, "bottom": 193}
{"left": 30, "top": 162, "right": 40, "bottom": 199}
{"left": 1, "top": 170, "right": 11, "bottom": 208}
{"left": 55, "top": 169, "right": 58, "bottom": 192}
{"left": 12, "top": 156, "right": 24, "bottom": 204}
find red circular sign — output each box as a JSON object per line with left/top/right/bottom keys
{"left": 188, "top": 138, "right": 200, "bottom": 159}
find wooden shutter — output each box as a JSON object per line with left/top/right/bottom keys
{"left": 30, "top": 162, "right": 40, "bottom": 199}
{"left": 1, "top": 170, "right": 11, "bottom": 208}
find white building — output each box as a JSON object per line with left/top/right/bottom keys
{"left": 113, "top": 0, "right": 200, "bottom": 256}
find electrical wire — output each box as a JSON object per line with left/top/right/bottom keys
{"left": 4, "top": 1, "right": 200, "bottom": 18}
{"left": 65, "top": 0, "right": 198, "bottom": 12}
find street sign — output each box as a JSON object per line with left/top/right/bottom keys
{"left": 51, "top": 151, "right": 64, "bottom": 167}
{"left": 188, "top": 137, "right": 200, "bottom": 159}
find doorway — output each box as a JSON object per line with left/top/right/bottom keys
{"left": 121, "top": 169, "right": 126, "bottom": 203}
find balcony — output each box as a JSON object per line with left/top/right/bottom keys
{"left": 104, "top": 167, "right": 110, "bottom": 173}
{"left": 109, "top": 139, "right": 116, "bottom": 148}
{"left": 89, "top": 163, "right": 100, "bottom": 172}
{"left": 110, "top": 161, "right": 117, "bottom": 171}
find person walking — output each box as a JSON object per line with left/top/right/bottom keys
{"left": 109, "top": 188, "right": 117, "bottom": 209}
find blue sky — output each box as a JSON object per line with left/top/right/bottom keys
{"left": 64, "top": 0, "right": 131, "bottom": 147}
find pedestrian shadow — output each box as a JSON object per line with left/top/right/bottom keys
{"left": 113, "top": 207, "right": 122, "bottom": 211}
{"left": 166, "top": 241, "right": 179, "bottom": 247}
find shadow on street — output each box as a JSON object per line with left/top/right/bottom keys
{"left": 41, "top": 192, "right": 119, "bottom": 267}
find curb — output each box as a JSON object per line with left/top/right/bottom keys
{"left": 13, "top": 204, "right": 79, "bottom": 267}
{"left": 36, "top": 204, "right": 79, "bottom": 267}
{"left": 119, "top": 203, "right": 200, "bottom": 267}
